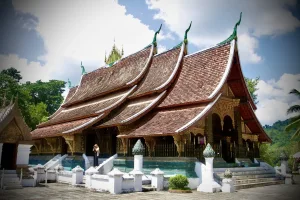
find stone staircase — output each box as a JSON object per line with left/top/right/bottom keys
{"left": 215, "top": 166, "right": 284, "bottom": 190}
{"left": 0, "top": 170, "right": 23, "bottom": 190}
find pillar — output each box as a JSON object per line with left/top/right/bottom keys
{"left": 0, "top": 143, "right": 3, "bottom": 167}
{"left": 108, "top": 168, "right": 124, "bottom": 194}
{"left": 16, "top": 144, "right": 33, "bottom": 166}
{"left": 197, "top": 143, "right": 221, "bottom": 193}
{"left": 206, "top": 113, "right": 213, "bottom": 145}
{"left": 151, "top": 168, "right": 164, "bottom": 191}
{"left": 129, "top": 169, "right": 144, "bottom": 192}
{"left": 234, "top": 107, "right": 243, "bottom": 157}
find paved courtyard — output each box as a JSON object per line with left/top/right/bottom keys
{"left": 1, "top": 176, "right": 300, "bottom": 200}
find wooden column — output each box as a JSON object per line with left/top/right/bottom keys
{"left": 234, "top": 107, "right": 243, "bottom": 157}
{"left": 173, "top": 135, "right": 184, "bottom": 157}
{"left": 205, "top": 113, "right": 213, "bottom": 145}
{"left": 144, "top": 137, "right": 156, "bottom": 157}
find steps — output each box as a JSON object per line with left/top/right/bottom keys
{"left": 0, "top": 170, "right": 23, "bottom": 190}
{"left": 215, "top": 166, "right": 284, "bottom": 190}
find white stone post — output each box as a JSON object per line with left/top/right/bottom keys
{"left": 221, "top": 169, "right": 235, "bottom": 193}
{"left": 72, "top": 165, "right": 84, "bottom": 185}
{"left": 134, "top": 155, "right": 143, "bottom": 171}
{"left": 280, "top": 152, "right": 288, "bottom": 175}
{"left": 197, "top": 143, "right": 221, "bottom": 193}
{"left": 33, "top": 164, "right": 45, "bottom": 184}
{"left": 279, "top": 151, "right": 294, "bottom": 184}
{"left": 85, "top": 167, "right": 98, "bottom": 188}
{"left": 151, "top": 168, "right": 164, "bottom": 191}
{"left": 132, "top": 139, "right": 145, "bottom": 172}
{"left": 108, "top": 168, "right": 124, "bottom": 194}
{"left": 16, "top": 144, "right": 33, "bottom": 166}
{"left": 0, "top": 143, "right": 3, "bottom": 167}
{"left": 129, "top": 169, "right": 144, "bottom": 192}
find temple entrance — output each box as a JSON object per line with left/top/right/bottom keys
{"left": 212, "top": 114, "right": 237, "bottom": 162}
{"left": 85, "top": 127, "right": 118, "bottom": 158}
{"left": 85, "top": 133, "right": 96, "bottom": 156}
{"left": 1, "top": 143, "right": 17, "bottom": 170}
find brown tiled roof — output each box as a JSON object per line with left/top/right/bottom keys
{"left": 227, "top": 50, "right": 257, "bottom": 110}
{"left": 31, "top": 117, "right": 95, "bottom": 139}
{"left": 48, "top": 86, "right": 78, "bottom": 119}
{"left": 98, "top": 91, "right": 166, "bottom": 127}
{"left": 119, "top": 105, "right": 207, "bottom": 138}
{"left": 130, "top": 46, "right": 182, "bottom": 98}
{"left": 239, "top": 103, "right": 271, "bottom": 143}
{"left": 38, "top": 87, "right": 135, "bottom": 128}
{"left": 158, "top": 43, "right": 232, "bottom": 108}
{"left": 63, "top": 46, "right": 153, "bottom": 106}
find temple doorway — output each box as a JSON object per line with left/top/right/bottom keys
{"left": 1, "top": 143, "right": 18, "bottom": 170}
{"left": 222, "top": 115, "right": 235, "bottom": 162}
{"left": 61, "top": 137, "right": 68, "bottom": 155}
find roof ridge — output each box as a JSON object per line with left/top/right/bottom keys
{"left": 185, "top": 41, "right": 231, "bottom": 58}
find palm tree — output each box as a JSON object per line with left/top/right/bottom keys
{"left": 285, "top": 88, "right": 300, "bottom": 139}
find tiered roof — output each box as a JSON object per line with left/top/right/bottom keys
{"left": 31, "top": 20, "right": 270, "bottom": 143}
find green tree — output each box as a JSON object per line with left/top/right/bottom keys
{"left": 245, "top": 77, "right": 259, "bottom": 104}
{"left": 0, "top": 68, "right": 65, "bottom": 129}
{"left": 24, "top": 80, "right": 66, "bottom": 115}
{"left": 285, "top": 86, "right": 300, "bottom": 140}
{"left": 1, "top": 67, "right": 22, "bottom": 82}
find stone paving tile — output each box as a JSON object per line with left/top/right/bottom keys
{"left": 1, "top": 177, "right": 300, "bottom": 200}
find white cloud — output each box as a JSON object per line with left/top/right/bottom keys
{"left": 2, "top": 0, "right": 159, "bottom": 87}
{"left": 157, "top": 45, "right": 167, "bottom": 54}
{"left": 256, "top": 73, "right": 300, "bottom": 125}
{"left": 0, "top": 54, "right": 51, "bottom": 83}
{"left": 238, "top": 34, "right": 262, "bottom": 64}
{"left": 146, "top": 0, "right": 300, "bottom": 64}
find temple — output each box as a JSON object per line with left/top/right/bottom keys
{"left": 30, "top": 16, "right": 270, "bottom": 169}
{"left": 0, "top": 98, "right": 33, "bottom": 170}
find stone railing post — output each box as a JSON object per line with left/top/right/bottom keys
{"left": 72, "top": 165, "right": 84, "bottom": 185}
{"left": 197, "top": 143, "right": 221, "bottom": 193}
{"left": 129, "top": 169, "right": 144, "bottom": 192}
{"left": 54, "top": 164, "right": 64, "bottom": 182}
{"left": 150, "top": 168, "right": 164, "bottom": 191}
{"left": 33, "top": 164, "right": 45, "bottom": 184}
{"left": 85, "top": 167, "right": 98, "bottom": 188}
{"left": 279, "top": 152, "right": 294, "bottom": 184}
{"left": 108, "top": 168, "right": 124, "bottom": 194}
{"left": 221, "top": 169, "right": 235, "bottom": 193}
{"left": 132, "top": 139, "right": 145, "bottom": 171}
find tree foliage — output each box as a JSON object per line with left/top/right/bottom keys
{"left": 1, "top": 67, "right": 22, "bottom": 82}
{"left": 0, "top": 68, "right": 65, "bottom": 129}
{"left": 285, "top": 84, "right": 300, "bottom": 140}
{"left": 245, "top": 77, "right": 259, "bottom": 104}
{"left": 262, "top": 119, "right": 300, "bottom": 169}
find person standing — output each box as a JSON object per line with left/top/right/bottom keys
{"left": 93, "top": 144, "right": 100, "bottom": 167}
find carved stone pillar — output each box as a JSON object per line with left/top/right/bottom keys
{"left": 144, "top": 137, "right": 156, "bottom": 157}
{"left": 205, "top": 113, "right": 213, "bottom": 145}
{"left": 173, "top": 135, "right": 184, "bottom": 157}
{"left": 63, "top": 135, "right": 75, "bottom": 155}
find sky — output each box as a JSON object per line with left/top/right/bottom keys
{"left": 0, "top": 0, "right": 299, "bottom": 126}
